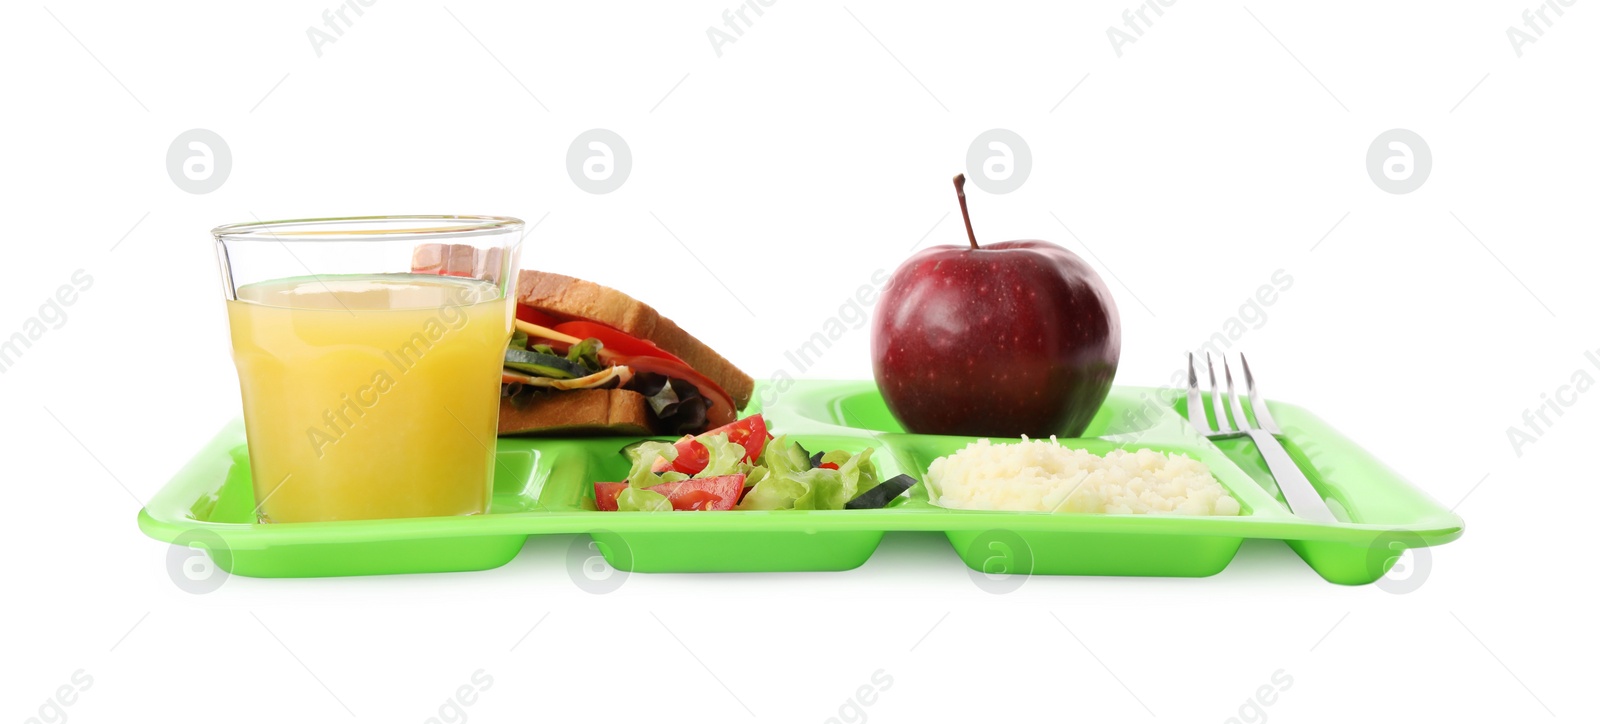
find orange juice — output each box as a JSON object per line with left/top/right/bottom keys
{"left": 227, "top": 274, "right": 511, "bottom": 522}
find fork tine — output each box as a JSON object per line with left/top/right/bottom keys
{"left": 1241, "top": 354, "right": 1282, "bottom": 435}
{"left": 1205, "top": 353, "right": 1233, "bottom": 432}
{"left": 1223, "top": 356, "right": 1252, "bottom": 430}
{"left": 1185, "top": 353, "right": 1210, "bottom": 434}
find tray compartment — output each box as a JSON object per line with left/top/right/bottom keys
{"left": 559, "top": 433, "right": 899, "bottom": 573}
{"left": 946, "top": 527, "right": 1244, "bottom": 578}
{"left": 880, "top": 433, "right": 1263, "bottom": 578}
{"left": 1170, "top": 391, "right": 1463, "bottom": 583}
{"left": 219, "top": 535, "right": 529, "bottom": 578}
{"left": 137, "top": 424, "right": 580, "bottom": 578}
{"left": 783, "top": 383, "right": 1159, "bottom": 439}
{"left": 586, "top": 529, "right": 883, "bottom": 573}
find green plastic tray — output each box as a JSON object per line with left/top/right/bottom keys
{"left": 138, "top": 380, "right": 1463, "bottom": 583}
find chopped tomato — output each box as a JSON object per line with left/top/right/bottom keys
{"left": 593, "top": 482, "right": 627, "bottom": 511}
{"left": 592, "top": 475, "right": 744, "bottom": 512}
{"left": 666, "top": 489, "right": 723, "bottom": 511}
{"left": 653, "top": 476, "right": 744, "bottom": 511}
{"left": 653, "top": 415, "right": 769, "bottom": 475}
{"left": 729, "top": 414, "right": 770, "bottom": 461}
{"left": 818, "top": 462, "right": 840, "bottom": 470}
{"left": 553, "top": 321, "right": 689, "bottom": 366}
{"left": 655, "top": 435, "right": 708, "bottom": 475}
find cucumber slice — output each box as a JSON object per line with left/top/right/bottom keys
{"left": 504, "top": 349, "right": 587, "bottom": 379}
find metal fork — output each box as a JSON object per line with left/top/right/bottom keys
{"left": 1185, "top": 353, "right": 1338, "bottom": 522}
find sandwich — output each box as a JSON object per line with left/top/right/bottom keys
{"left": 411, "top": 244, "right": 752, "bottom": 435}
{"left": 496, "top": 270, "right": 754, "bottom": 436}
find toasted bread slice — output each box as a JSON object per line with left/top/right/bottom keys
{"left": 516, "top": 270, "right": 755, "bottom": 409}
{"left": 499, "top": 388, "right": 654, "bottom": 436}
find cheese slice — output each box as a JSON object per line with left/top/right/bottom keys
{"left": 502, "top": 366, "right": 633, "bottom": 390}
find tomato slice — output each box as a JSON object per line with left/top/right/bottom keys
{"left": 592, "top": 475, "right": 745, "bottom": 512}
{"left": 653, "top": 415, "right": 768, "bottom": 475}
{"left": 516, "top": 305, "right": 567, "bottom": 330}
{"left": 553, "top": 321, "right": 689, "bottom": 366}
{"left": 516, "top": 309, "right": 689, "bottom": 366}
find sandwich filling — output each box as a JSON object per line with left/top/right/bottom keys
{"left": 501, "top": 312, "right": 735, "bottom": 434}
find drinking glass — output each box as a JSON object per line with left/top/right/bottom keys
{"left": 213, "top": 216, "right": 523, "bottom": 523}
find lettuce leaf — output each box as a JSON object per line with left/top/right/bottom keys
{"left": 762, "top": 436, "right": 812, "bottom": 475}
{"left": 616, "top": 486, "right": 672, "bottom": 512}
{"left": 818, "top": 449, "right": 853, "bottom": 467}
{"left": 624, "top": 441, "right": 686, "bottom": 489}
{"left": 790, "top": 469, "right": 848, "bottom": 510}
{"left": 843, "top": 447, "right": 880, "bottom": 493}
{"left": 735, "top": 439, "right": 881, "bottom": 511}
{"left": 737, "top": 466, "right": 805, "bottom": 510}
{"left": 694, "top": 433, "right": 749, "bottom": 478}
{"left": 792, "top": 448, "right": 879, "bottom": 510}
{"left": 567, "top": 337, "right": 605, "bottom": 372}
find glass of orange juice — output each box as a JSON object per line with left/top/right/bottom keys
{"left": 213, "top": 216, "right": 523, "bottom": 523}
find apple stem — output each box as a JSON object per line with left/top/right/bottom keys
{"left": 953, "top": 173, "right": 979, "bottom": 250}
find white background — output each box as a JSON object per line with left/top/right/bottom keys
{"left": 2, "top": 1, "right": 1594, "bottom": 722}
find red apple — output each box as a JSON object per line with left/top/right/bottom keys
{"left": 870, "top": 174, "right": 1121, "bottom": 437}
